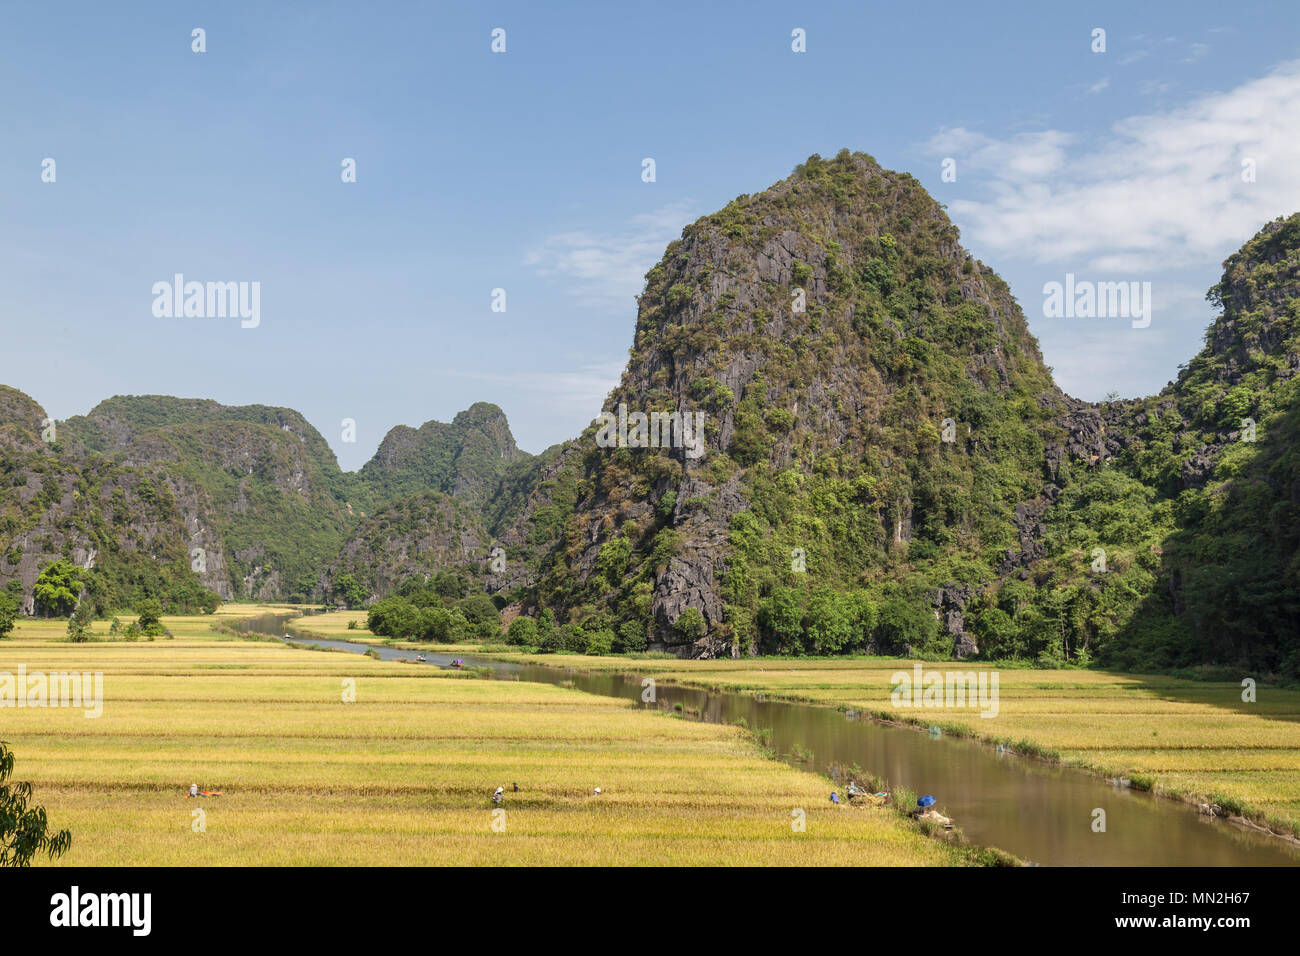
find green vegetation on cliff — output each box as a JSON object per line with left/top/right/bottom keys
{"left": 3, "top": 153, "right": 1299, "bottom": 678}
{"left": 496, "top": 152, "right": 1300, "bottom": 676}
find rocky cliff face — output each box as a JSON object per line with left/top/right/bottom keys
{"left": 120, "top": 421, "right": 353, "bottom": 600}
{"left": 32, "top": 394, "right": 363, "bottom": 601}
{"left": 6, "top": 153, "right": 1298, "bottom": 673}
{"left": 327, "top": 491, "right": 489, "bottom": 601}
{"left": 0, "top": 391, "right": 533, "bottom": 608}
{"left": 503, "top": 151, "right": 1060, "bottom": 655}
{"left": 968, "top": 213, "right": 1300, "bottom": 673}
{"left": 0, "top": 406, "right": 198, "bottom": 613}
{"left": 1093, "top": 214, "right": 1300, "bottom": 672}
{"left": 61, "top": 392, "right": 343, "bottom": 460}
{"left": 495, "top": 157, "right": 1300, "bottom": 671}
{"left": 324, "top": 402, "right": 534, "bottom": 596}
{"left": 0, "top": 386, "right": 49, "bottom": 453}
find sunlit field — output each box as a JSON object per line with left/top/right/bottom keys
{"left": 456, "top": 651, "right": 1300, "bottom": 836}
{"left": 285, "top": 609, "right": 385, "bottom": 642}
{"left": 265, "top": 610, "right": 1300, "bottom": 835}
{"left": 0, "top": 613, "right": 978, "bottom": 866}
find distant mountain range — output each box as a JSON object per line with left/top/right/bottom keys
{"left": 0, "top": 388, "right": 528, "bottom": 607}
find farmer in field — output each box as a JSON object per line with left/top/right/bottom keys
{"left": 189, "top": 783, "right": 198, "bottom": 798}
{"left": 492, "top": 786, "right": 504, "bottom": 805}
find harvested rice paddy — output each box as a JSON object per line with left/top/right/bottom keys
{"left": 0, "top": 614, "right": 974, "bottom": 866}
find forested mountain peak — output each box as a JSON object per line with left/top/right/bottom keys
{"left": 0, "top": 385, "right": 48, "bottom": 452}
{"left": 502, "top": 149, "right": 1061, "bottom": 657}
{"left": 3, "top": 157, "right": 1297, "bottom": 675}
{"left": 358, "top": 401, "right": 529, "bottom": 507}
{"left": 492, "top": 155, "right": 1299, "bottom": 673}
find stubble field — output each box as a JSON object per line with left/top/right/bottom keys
{"left": 0, "top": 613, "right": 973, "bottom": 866}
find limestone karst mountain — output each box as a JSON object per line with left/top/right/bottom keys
{"left": 3, "top": 151, "right": 1298, "bottom": 675}
{"left": 493, "top": 152, "right": 1300, "bottom": 673}
{"left": 1, "top": 393, "right": 527, "bottom": 607}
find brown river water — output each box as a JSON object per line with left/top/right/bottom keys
{"left": 237, "top": 614, "right": 1300, "bottom": 866}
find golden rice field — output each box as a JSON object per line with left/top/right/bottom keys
{"left": 0, "top": 614, "right": 975, "bottom": 866}
{"left": 462, "top": 648, "right": 1300, "bottom": 835}
{"left": 283, "top": 608, "right": 383, "bottom": 641}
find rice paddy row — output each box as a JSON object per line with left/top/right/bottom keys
{"left": 0, "top": 613, "right": 978, "bottom": 866}
{"left": 449, "top": 637, "right": 1300, "bottom": 836}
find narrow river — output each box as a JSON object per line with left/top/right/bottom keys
{"left": 239, "top": 614, "right": 1300, "bottom": 866}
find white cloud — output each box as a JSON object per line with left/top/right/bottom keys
{"left": 525, "top": 202, "right": 698, "bottom": 309}
{"left": 1087, "top": 77, "right": 1110, "bottom": 95}
{"left": 925, "top": 61, "right": 1300, "bottom": 271}
{"left": 928, "top": 127, "right": 1074, "bottom": 181}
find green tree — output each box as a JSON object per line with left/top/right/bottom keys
{"left": 367, "top": 596, "right": 419, "bottom": 638}
{"left": 506, "top": 616, "right": 538, "bottom": 646}
{"left": 458, "top": 594, "right": 502, "bottom": 638}
{"left": 332, "top": 573, "right": 368, "bottom": 610}
{"left": 135, "top": 598, "right": 165, "bottom": 637}
{"left": 758, "top": 587, "right": 804, "bottom": 654}
{"left": 673, "top": 608, "right": 707, "bottom": 642}
{"left": 396, "top": 575, "right": 431, "bottom": 599}
{"left": 615, "top": 619, "right": 648, "bottom": 654}
{"left": 291, "top": 573, "right": 318, "bottom": 604}
{"left": 0, "top": 595, "right": 17, "bottom": 640}
{"left": 563, "top": 623, "right": 590, "bottom": 654}
{"left": 0, "top": 742, "right": 72, "bottom": 866}
{"left": 585, "top": 628, "right": 616, "bottom": 655}
{"left": 66, "top": 602, "right": 94, "bottom": 643}
{"left": 729, "top": 403, "right": 769, "bottom": 465}
{"left": 535, "top": 608, "right": 556, "bottom": 648}
{"left": 874, "top": 597, "right": 939, "bottom": 654}
{"left": 446, "top": 609, "right": 473, "bottom": 642}
{"left": 430, "top": 570, "right": 468, "bottom": 600}
{"left": 537, "top": 609, "right": 568, "bottom": 653}
{"left": 417, "top": 606, "right": 455, "bottom": 642}
{"left": 595, "top": 537, "right": 632, "bottom": 587}
{"left": 971, "top": 606, "right": 1019, "bottom": 659}
{"left": 845, "top": 591, "right": 879, "bottom": 651}
{"left": 803, "top": 589, "right": 853, "bottom": 655}
{"left": 33, "top": 561, "right": 82, "bottom": 618}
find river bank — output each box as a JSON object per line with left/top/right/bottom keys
{"left": 274, "top": 609, "right": 1300, "bottom": 865}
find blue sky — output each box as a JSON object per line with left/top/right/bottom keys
{"left": 2, "top": 1, "right": 1298, "bottom": 469}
